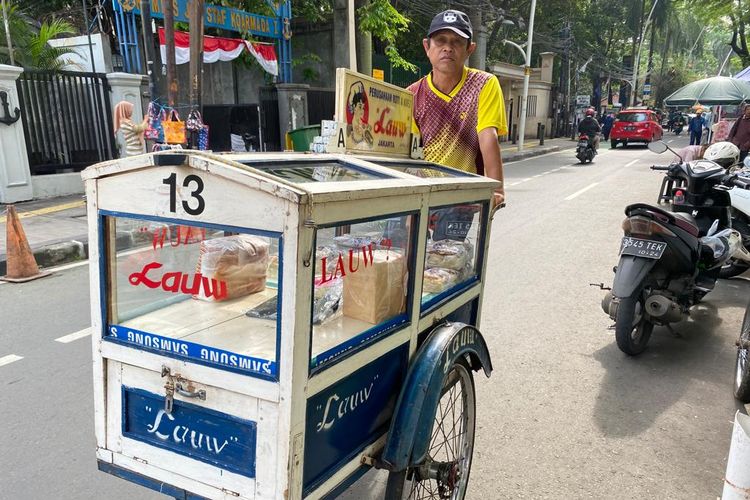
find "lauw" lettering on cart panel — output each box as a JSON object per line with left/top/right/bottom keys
{"left": 129, "top": 261, "right": 227, "bottom": 300}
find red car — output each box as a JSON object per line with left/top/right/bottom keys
{"left": 610, "top": 109, "right": 664, "bottom": 148}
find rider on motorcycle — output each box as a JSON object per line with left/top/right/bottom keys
{"left": 578, "top": 108, "right": 601, "bottom": 152}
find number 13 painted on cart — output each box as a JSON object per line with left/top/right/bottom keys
{"left": 163, "top": 173, "right": 205, "bottom": 215}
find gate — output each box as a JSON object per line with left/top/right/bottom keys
{"left": 16, "top": 70, "right": 117, "bottom": 175}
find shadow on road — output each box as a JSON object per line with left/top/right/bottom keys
{"left": 592, "top": 278, "right": 750, "bottom": 437}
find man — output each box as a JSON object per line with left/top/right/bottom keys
{"left": 728, "top": 104, "right": 750, "bottom": 162}
{"left": 601, "top": 112, "right": 615, "bottom": 141}
{"left": 578, "top": 108, "right": 601, "bottom": 152}
{"left": 408, "top": 9, "right": 507, "bottom": 207}
{"left": 688, "top": 111, "right": 706, "bottom": 145}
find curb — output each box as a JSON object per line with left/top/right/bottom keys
{"left": 503, "top": 144, "right": 567, "bottom": 163}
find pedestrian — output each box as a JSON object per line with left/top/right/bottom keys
{"left": 601, "top": 113, "right": 615, "bottom": 141}
{"left": 113, "top": 100, "right": 149, "bottom": 157}
{"left": 688, "top": 110, "right": 706, "bottom": 145}
{"left": 407, "top": 9, "right": 507, "bottom": 208}
{"left": 728, "top": 104, "right": 750, "bottom": 162}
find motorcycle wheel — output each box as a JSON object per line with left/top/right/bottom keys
{"left": 734, "top": 304, "right": 750, "bottom": 403}
{"left": 615, "top": 293, "right": 654, "bottom": 356}
{"left": 720, "top": 217, "right": 750, "bottom": 279}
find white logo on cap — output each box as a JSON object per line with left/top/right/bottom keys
{"left": 443, "top": 12, "right": 457, "bottom": 23}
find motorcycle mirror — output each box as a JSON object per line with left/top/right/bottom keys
{"left": 648, "top": 141, "right": 669, "bottom": 154}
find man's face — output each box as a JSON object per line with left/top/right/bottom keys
{"left": 743, "top": 106, "right": 750, "bottom": 118}
{"left": 423, "top": 30, "right": 476, "bottom": 74}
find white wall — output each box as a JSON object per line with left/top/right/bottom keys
{"left": 48, "top": 33, "right": 113, "bottom": 73}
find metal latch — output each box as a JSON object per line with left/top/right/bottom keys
{"left": 161, "top": 366, "right": 206, "bottom": 414}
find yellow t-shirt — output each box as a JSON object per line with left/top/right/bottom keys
{"left": 408, "top": 67, "right": 507, "bottom": 174}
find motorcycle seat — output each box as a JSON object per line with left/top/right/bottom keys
{"left": 672, "top": 212, "right": 699, "bottom": 237}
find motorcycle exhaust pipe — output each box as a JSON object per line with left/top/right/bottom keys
{"left": 644, "top": 295, "right": 683, "bottom": 323}
{"left": 601, "top": 292, "right": 617, "bottom": 320}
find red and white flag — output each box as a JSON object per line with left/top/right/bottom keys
{"left": 157, "top": 29, "right": 278, "bottom": 76}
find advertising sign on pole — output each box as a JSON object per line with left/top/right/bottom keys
{"left": 576, "top": 95, "right": 590, "bottom": 106}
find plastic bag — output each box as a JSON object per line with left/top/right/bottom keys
{"left": 423, "top": 267, "right": 461, "bottom": 294}
{"left": 313, "top": 277, "right": 343, "bottom": 324}
{"left": 194, "top": 235, "right": 269, "bottom": 302}
{"left": 425, "top": 239, "right": 472, "bottom": 271}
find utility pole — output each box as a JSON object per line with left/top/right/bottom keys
{"left": 81, "top": 0, "right": 97, "bottom": 73}
{"left": 189, "top": 0, "right": 204, "bottom": 148}
{"left": 348, "top": 0, "right": 356, "bottom": 70}
{"left": 1, "top": 0, "right": 13, "bottom": 65}
{"left": 516, "top": 0, "right": 537, "bottom": 152}
{"left": 139, "top": 0, "right": 157, "bottom": 100}
{"left": 164, "top": 0, "right": 177, "bottom": 107}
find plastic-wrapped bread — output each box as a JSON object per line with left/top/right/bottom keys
{"left": 194, "top": 235, "right": 269, "bottom": 302}
{"left": 425, "top": 239, "right": 470, "bottom": 271}
{"left": 423, "top": 267, "right": 461, "bottom": 294}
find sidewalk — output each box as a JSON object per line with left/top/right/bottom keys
{"left": 0, "top": 138, "right": 575, "bottom": 275}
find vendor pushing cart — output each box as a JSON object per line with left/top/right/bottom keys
{"left": 84, "top": 70, "right": 499, "bottom": 499}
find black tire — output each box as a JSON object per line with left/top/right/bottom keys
{"left": 384, "top": 359, "right": 476, "bottom": 500}
{"left": 615, "top": 294, "right": 654, "bottom": 355}
{"left": 734, "top": 305, "right": 750, "bottom": 403}
{"left": 611, "top": 140, "right": 617, "bottom": 149}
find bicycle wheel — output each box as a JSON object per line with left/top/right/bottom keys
{"left": 384, "top": 359, "right": 476, "bottom": 500}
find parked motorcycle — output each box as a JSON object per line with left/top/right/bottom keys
{"left": 601, "top": 141, "right": 750, "bottom": 355}
{"left": 733, "top": 300, "right": 750, "bottom": 403}
{"left": 576, "top": 134, "right": 596, "bottom": 163}
{"left": 673, "top": 123, "right": 684, "bottom": 135}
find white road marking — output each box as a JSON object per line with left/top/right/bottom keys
{"left": 0, "top": 354, "right": 23, "bottom": 367}
{"left": 565, "top": 182, "right": 600, "bottom": 201}
{"left": 625, "top": 159, "right": 639, "bottom": 167}
{"left": 667, "top": 140, "right": 674, "bottom": 144}
{"left": 55, "top": 328, "right": 91, "bottom": 344}
{"left": 533, "top": 174, "right": 542, "bottom": 178}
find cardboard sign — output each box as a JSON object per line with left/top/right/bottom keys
{"left": 334, "top": 68, "right": 414, "bottom": 156}
{"left": 372, "top": 68, "right": 385, "bottom": 81}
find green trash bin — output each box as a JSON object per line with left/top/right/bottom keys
{"left": 288, "top": 125, "right": 321, "bottom": 152}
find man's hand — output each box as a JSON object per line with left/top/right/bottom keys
{"left": 493, "top": 189, "right": 505, "bottom": 207}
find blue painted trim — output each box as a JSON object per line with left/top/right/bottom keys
{"left": 98, "top": 211, "right": 282, "bottom": 381}
{"left": 381, "top": 323, "right": 492, "bottom": 471}
{"left": 307, "top": 210, "right": 420, "bottom": 373}
{"left": 98, "top": 460, "right": 209, "bottom": 499}
{"left": 120, "top": 386, "right": 257, "bottom": 477}
{"left": 420, "top": 277, "right": 480, "bottom": 315}
{"left": 318, "top": 464, "right": 372, "bottom": 500}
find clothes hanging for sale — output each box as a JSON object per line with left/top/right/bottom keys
{"left": 157, "top": 28, "right": 278, "bottom": 76}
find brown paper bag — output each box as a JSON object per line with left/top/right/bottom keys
{"left": 343, "top": 249, "right": 405, "bottom": 324}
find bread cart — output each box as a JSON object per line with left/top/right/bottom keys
{"left": 84, "top": 71, "right": 499, "bottom": 500}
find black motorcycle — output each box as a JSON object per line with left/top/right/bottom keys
{"left": 601, "top": 141, "right": 748, "bottom": 355}
{"left": 576, "top": 134, "right": 596, "bottom": 163}
{"left": 734, "top": 300, "right": 750, "bottom": 402}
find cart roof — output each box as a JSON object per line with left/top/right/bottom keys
{"left": 81, "top": 150, "right": 498, "bottom": 204}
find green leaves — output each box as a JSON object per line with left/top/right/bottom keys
{"left": 358, "top": 0, "right": 416, "bottom": 71}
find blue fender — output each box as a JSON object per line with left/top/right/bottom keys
{"left": 381, "top": 323, "right": 492, "bottom": 471}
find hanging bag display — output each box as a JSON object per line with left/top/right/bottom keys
{"left": 198, "top": 124, "right": 210, "bottom": 150}
{"left": 186, "top": 109, "right": 204, "bottom": 132}
{"left": 163, "top": 109, "right": 187, "bottom": 144}
{"left": 144, "top": 103, "right": 165, "bottom": 142}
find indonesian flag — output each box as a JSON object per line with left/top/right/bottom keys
{"left": 245, "top": 41, "right": 278, "bottom": 76}
{"left": 157, "top": 28, "right": 278, "bottom": 76}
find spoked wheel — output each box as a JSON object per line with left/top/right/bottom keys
{"left": 615, "top": 293, "right": 654, "bottom": 356}
{"left": 385, "top": 359, "right": 476, "bottom": 500}
{"left": 734, "top": 305, "right": 750, "bottom": 403}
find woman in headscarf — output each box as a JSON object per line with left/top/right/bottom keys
{"left": 113, "top": 101, "right": 149, "bottom": 156}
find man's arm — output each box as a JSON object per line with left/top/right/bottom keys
{"left": 479, "top": 127, "right": 504, "bottom": 206}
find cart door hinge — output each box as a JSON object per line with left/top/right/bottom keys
{"left": 221, "top": 487, "right": 240, "bottom": 497}
{"left": 133, "top": 456, "right": 149, "bottom": 464}
{"left": 361, "top": 454, "right": 386, "bottom": 469}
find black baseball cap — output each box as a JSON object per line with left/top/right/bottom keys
{"left": 428, "top": 10, "right": 473, "bottom": 40}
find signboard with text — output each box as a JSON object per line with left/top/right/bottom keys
{"left": 333, "top": 68, "right": 414, "bottom": 156}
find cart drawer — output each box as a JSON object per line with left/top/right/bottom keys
{"left": 105, "top": 361, "right": 281, "bottom": 499}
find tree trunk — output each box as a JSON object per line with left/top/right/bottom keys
{"left": 355, "top": 0, "right": 372, "bottom": 76}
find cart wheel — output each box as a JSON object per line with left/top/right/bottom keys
{"left": 384, "top": 358, "right": 476, "bottom": 500}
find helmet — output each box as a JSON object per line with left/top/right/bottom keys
{"left": 704, "top": 141, "right": 740, "bottom": 168}
{"left": 586, "top": 108, "right": 595, "bottom": 116}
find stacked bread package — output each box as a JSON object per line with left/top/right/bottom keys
{"left": 343, "top": 249, "right": 406, "bottom": 324}
{"left": 194, "top": 235, "right": 269, "bottom": 302}
{"left": 423, "top": 239, "right": 473, "bottom": 294}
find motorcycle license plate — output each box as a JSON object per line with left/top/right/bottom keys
{"left": 620, "top": 237, "right": 667, "bottom": 259}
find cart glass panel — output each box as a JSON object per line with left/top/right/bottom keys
{"left": 310, "top": 213, "right": 415, "bottom": 368}
{"left": 240, "top": 160, "right": 391, "bottom": 183}
{"left": 102, "top": 214, "right": 281, "bottom": 379}
{"left": 422, "top": 203, "right": 485, "bottom": 309}
{"left": 375, "top": 162, "right": 474, "bottom": 178}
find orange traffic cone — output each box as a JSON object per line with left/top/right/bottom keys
{"left": 1, "top": 205, "right": 50, "bottom": 283}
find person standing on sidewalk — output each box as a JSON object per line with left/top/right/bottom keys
{"left": 728, "top": 104, "right": 750, "bottom": 162}
{"left": 114, "top": 101, "right": 149, "bottom": 157}
{"left": 688, "top": 111, "right": 706, "bottom": 146}
{"left": 407, "top": 9, "right": 507, "bottom": 207}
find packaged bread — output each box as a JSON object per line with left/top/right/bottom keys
{"left": 194, "top": 235, "right": 269, "bottom": 302}
{"left": 267, "top": 255, "right": 279, "bottom": 280}
{"left": 423, "top": 267, "right": 461, "bottom": 294}
{"left": 426, "top": 239, "right": 471, "bottom": 271}
{"left": 343, "top": 249, "right": 405, "bottom": 324}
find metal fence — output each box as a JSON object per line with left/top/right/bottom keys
{"left": 16, "top": 70, "right": 117, "bottom": 175}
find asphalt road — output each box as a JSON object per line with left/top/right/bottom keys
{"left": 2, "top": 134, "right": 747, "bottom": 499}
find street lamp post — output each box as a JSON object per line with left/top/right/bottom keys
{"left": 630, "top": 0, "right": 660, "bottom": 106}
{"left": 503, "top": 0, "right": 537, "bottom": 152}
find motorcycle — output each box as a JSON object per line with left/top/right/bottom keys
{"left": 733, "top": 300, "right": 750, "bottom": 403}
{"left": 576, "top": 134, "right": 596, "bottom": 164}
{"left": 673, "top": 123, "right": 684, "bottom": 135}
{"left": 601, "top": 141, "right": 750, "bottom": 355}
